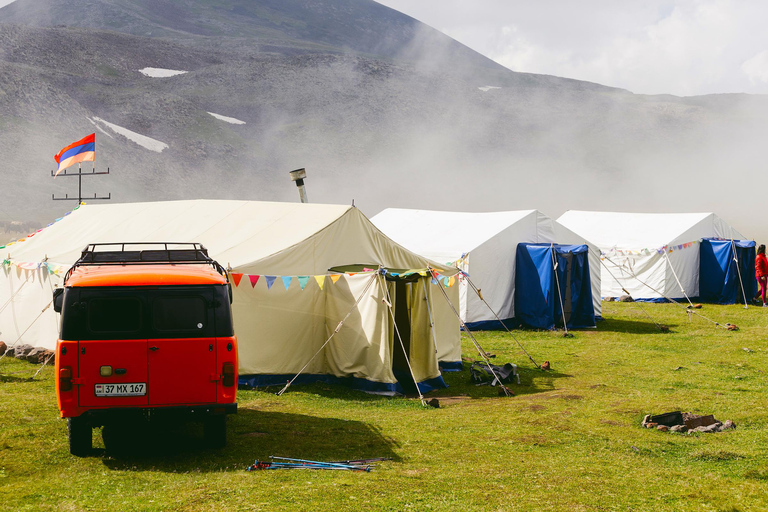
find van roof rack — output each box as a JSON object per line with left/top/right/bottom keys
{"left": 65, "top": 242, "right": 227, "bottom": 282}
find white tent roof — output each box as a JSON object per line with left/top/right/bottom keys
{"left": 557, "top": 211, "right": 747, "bottom": 250}
{"left": 372, "top": 208, "right": 602, "bottom": 325}
{"left": 372, "top": 209, "right": 536, "bottom": 264}
{"left": 2, "top": 201, "right": 461, "bottom": 380}
{"left": 557, "top": 210, "right": 750, "bottom": 300}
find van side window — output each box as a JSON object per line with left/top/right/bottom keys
{"left": 153, "top": 297, "right": 207, "bottom": 332}
{"left": 88, "top": 298, "right": 142, "bottom": 333}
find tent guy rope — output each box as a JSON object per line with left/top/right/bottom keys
{"left": 429, "top": 267, "right": 513, "bottom": 396}
{"left": 730, "top": 239, "right": 749, "bottom": 309}
{"left": 550, "top": 243, "right": 572, "bottom": 338}
{"left": 597, "top": 253, "right": 667, "bottom": 332}
{"left": 602, "top": 254, "right": 733, "bottom": 330}
{"left": 275, "top": 272, "right": 379, "bottom": 396}
{"left": 459, "top": 270, "right": 541, "bottom": 369}
{"left": 378, "top": 272, "right": 427, "bottom": 407}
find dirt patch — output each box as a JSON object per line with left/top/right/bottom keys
{"left": 600, "top": 420, "right": 622, "bottom": 426}
{"left": 526, "top": 404, "right": 546, "bottom": 412}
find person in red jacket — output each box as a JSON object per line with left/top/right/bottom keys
{"left": 755, "top": 244, "right": 768, "bottom": 306}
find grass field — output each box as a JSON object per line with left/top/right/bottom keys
{"left": 2, "top": 301, "right": 768, "bottom": 511}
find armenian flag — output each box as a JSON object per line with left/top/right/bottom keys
{"left": 54, "top": 133, "right": 95, "bottom": 176}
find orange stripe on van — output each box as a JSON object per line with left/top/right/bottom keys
{"left": 66, "top": 265, "right": 228, "bottom": 287}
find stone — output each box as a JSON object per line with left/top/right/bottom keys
{"left": 670, "top": 425, "right": 688, "bottom": 433}
{"left": 619, "top": 295, "right": 634, "bottom": 302}
{"left": 5, "top": 347, "right": 15, "bottom": 358}
{"left": 642, "top": 414, "right": 651, "bottom": 426}
{"left": 721, "top": 420, "right": 736, "bottom": 430}
{"left": 13, "top": 344, "right": 34, "bottom": 359}
{"left": 657, "top": 425, "right": 669, "bottom": 432}
{"left": 27, "top": 348, "right": 54, "bottom": 364}
{"left": 541, "top": 361, "right": 551, "bottom": 371}
{"left": 650, "top": 411, "right": 683, "bottom": 427}
{"left": 693, "top": 423, "right": 721, "bottom": 433}
{"left": 646, "top": 422, "right": 658, "bottom": 429}
{"left": 25, "top": 347, "right": 45, "bottom": 363}
{"left": 0, "top": 341, "right": 6, "bottom": 356}
{"left": 685, "top": 414, "right": 717, "bottom": 430}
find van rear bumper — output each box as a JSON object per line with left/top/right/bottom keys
{"left": 73, "top": 403, "right": 237, "bottom": 426}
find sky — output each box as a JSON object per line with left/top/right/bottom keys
{"left": 3, "top": 0, "right": 766, "bottom": 95}
{"left": 375, "top": 0, "right": 768, "bottom": 97}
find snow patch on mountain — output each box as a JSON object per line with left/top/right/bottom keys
{"left": 90, "top": 117, "right": 169, "bottom": 152}
{"left": 207, "top": 112, "right": 246, "bottom": 125}
{"left": 139, "top": 67, "right": 188, "bottom": 78}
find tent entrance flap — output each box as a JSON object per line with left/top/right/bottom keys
{"left": 514, "top": 243, "right": 596, "bottom": 330}
{"left": 391, "top": 280, "right": 417, "bottom": 394}
{"left": 699, "top": 238, "right": 757, "bottom": 304}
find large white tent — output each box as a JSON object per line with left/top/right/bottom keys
{"left": 0, "top": 200, "right": 461, "bottom": 393}
{"left": 557, "top": 210, "right": 750, "bottom": 301}
{"left": 371, "top": 209, "right": 602, "bottom": 329}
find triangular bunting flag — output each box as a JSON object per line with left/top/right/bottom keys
{"left": 281, "top": 276, "right": 293, "bottom": 290}
{"left": 315, "top": 275, "right": 326, "bottom": 290}
{"left": 330, "top": 274, "right": 341, "bottom": 284}
{"left": 249, "top": 275, "right": 260, "bottom": 287}
{"left": 231, "top": 273, "right": 243, "bottom": 287}
{"left": 298, "top": 276, "right": 310, "bottom": 290}
{"left": 265, "top": 276, "right": 277, "bottom": 289}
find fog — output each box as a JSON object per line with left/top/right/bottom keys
{"left": 1, "top": 1, "right": 767, "bottom": 247}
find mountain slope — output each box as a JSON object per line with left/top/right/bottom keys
{"left": 0, "top": 0, "right": 767, "bottom": 241}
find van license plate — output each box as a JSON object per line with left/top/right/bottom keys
{"left": 95, "top": 383, "right": 146, "bottom": 397}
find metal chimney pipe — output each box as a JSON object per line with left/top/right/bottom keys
{"left": 288, "top": 168, "right": 308, "bottom": 203}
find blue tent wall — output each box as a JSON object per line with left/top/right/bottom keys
{"left": 514, "top": 243, "right": 596, "bottom": 329}
{"left": 699, "top": 238, "right": 757, "bottom": 304}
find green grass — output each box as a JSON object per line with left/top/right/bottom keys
{"left": 2, "top": 302, "right": 768, "bottom": 511}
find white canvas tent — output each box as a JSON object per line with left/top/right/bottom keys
{"left": 371, "top": 209, "right": 602, "bottom": 328}
{"left": 557, "top": 210, "right": 748, "bottom": 301}
{"left": 0, "top": 200, "right": 461, "bottom": 393}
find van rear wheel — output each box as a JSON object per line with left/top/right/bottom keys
{"left": 68, "top": 417, "right": 92, "bottom": 456}
{"left": 204, "top": 415, "right": 226, "bottom": 448}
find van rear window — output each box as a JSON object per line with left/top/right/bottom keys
{"left": 153, "top": 297, "right": 207, "bottom": 332}
{"left": 88, "top": 298, "right": 142, "bottom": 333}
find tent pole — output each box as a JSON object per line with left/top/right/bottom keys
{"left": 550, "top": 243, "right": 571, "bottom": 337}
{"left": 731, "top": 239, "right": 749, "bottom": 309}
{"left": 662, "top": 249, "right": 695, "bottom": 308}
{"left": 602, "top": 254, "right": 731, "bottom": 329}
{"left": 275, "top": 272, "right": 378, "bottom": 396}
{"left": 460, "top": 270, "right": 540, "bottom": 369}
{"left": 378, "top": 274, "right": 427, "bottom": 406}
{"left": 596, "top": 250, "right": 667, "bottom": 331}
{"left": 0, "top": 299, "right": 53, "bottom": 363}
{"left": 429, "top": 267, "right": 512, "bottom": 395}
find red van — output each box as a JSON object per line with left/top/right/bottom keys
{"left": 53, "top": 243, "right": 237, "bottom": 456}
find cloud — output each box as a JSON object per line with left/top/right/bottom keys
{"left": 377, "top": 0, "right": 768, "bottom": 96}
{"left": 742, "top": 50, "right": 768, "bottom": 85}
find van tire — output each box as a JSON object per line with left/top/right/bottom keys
{"left": 68, "top": 417, "right": 92, "bottom": 456}
{"left": 204, "top": 415, "right": 226, "bottom": 448}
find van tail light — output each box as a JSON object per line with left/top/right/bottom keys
{"left": 222, "top": 362, "right": 235, "bottom": 387}
{"left": 59, "top": 366, "right": 73, "bottom": 392}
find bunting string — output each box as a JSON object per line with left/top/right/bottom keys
{"left": 600, "top": 239, "right": 701, "bottom": 258}
{"left": 226, "top": 269, "right": 458, "bottom": 292}
{"left": 0, "top": 203, "right": 82, "bottom": 250}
